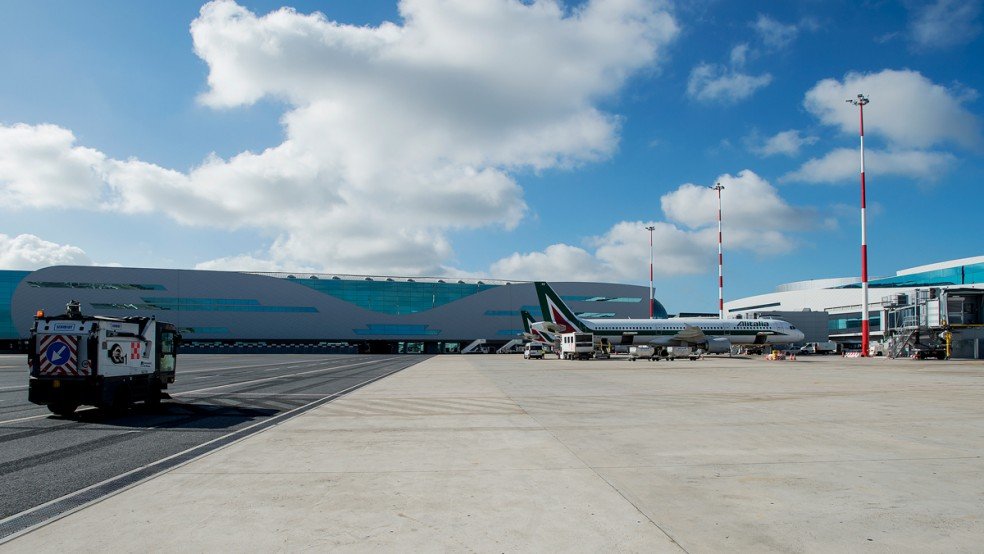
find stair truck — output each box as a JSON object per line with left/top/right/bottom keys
{"left": 28, "top": 301, "right": 179, "bottom": 416}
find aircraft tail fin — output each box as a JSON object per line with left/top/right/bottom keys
{"left": 533, "top": 282, "right": 589, "bottom": 333}
{"left": 520, "top": 310, "right": 535, "bottom": 335}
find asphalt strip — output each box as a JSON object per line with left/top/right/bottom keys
{"left": 0, "top": 359, "right": 409, "bottom": 543}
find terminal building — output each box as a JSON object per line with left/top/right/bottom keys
{"left": 726, "top": 256, "right": 984, "bottom": 359}
{"left": 0, "top": 265, "right": 662, "bottom": 354}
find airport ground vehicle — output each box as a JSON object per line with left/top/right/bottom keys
{"left": 523, "top": 343, "right": 545, "bottom": 359}
{"left": 798, "top": 341, "right": 839, "bottom": 355}
{"left": 628, "top": 345, "right": 655, "bottom": 361}
{"left": 560, "top": 332, "right": 594, "bottom": 360}
{"left": 28, "top": 301, "right": 179, "bottom": 416}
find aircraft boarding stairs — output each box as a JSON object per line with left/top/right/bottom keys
{"left": 496, "top": 339, "right": 524, "bottom": 354}
{"left": 886, "top": 312, "right": 924, "bottom": 358}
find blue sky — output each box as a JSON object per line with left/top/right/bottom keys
{"left": 1, "top": 0, "right": 982, "bottom": 312}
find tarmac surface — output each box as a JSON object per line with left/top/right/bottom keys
{"left": 0, "top": 354, "right": 421, "bottom": 535}
{"left": 4, "top": 354, "right": 984, "bottom": 552}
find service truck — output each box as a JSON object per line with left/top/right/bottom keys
{"left": 560, "top": 332, "right": 594, "bottom": 360}
{"left": 798, "top": 341, "right": 839, "bottom": 355}
{"left": 28, "top": 301, "right": 179, "bottom": 416}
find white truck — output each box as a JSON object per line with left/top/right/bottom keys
{"left": 523, "top": 342, "right": 546, "bottom": 359}
{"left": 797, "top": 341, "right": 839, "bottom": 355}
{"left": 628, "top": 345, "right": 655, "bottom": 361}
{"left": 28, "top": 301, "right": 179, "bottom": 416}
{"left": 560, "top": 332, "right": 594, "bottom": 360}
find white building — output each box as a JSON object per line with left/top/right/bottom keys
{"left": 726, "top": 256, "right": 984, "bottom": 357}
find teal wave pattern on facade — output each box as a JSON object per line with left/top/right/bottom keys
{"left": 0, "top": 271, "right": 30, "bottom": 339}
{"left": 92, "top": 297, "right": 318, "bottom": 313}
{"left": 291, "top": 277, "right": 499, "bottom": 315}
{"left": 353, "top": 324, "right": 442, "bottom": 336}
{"left": 27, "top": 281, "right": 166, "bottom": 290}
{"left": 839, "top": 263, "right": 984, "bottom": 288}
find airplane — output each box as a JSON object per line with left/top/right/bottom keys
{"left": 520, "top": 309, "right": 561, "bottom": 347}
{"left": 534, "top": 281, "right": 805, "bottom": 354}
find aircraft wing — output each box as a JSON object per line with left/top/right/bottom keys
{"left": 671, "top": 325, "right": 708, "bottom": 344}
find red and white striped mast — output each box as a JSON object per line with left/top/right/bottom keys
{"left": 848, "top": 93, "right": 870, "bottom": 356}
{"left": 711, "top": 183, "right": 725, "bottom": 319}
{"left": 645, "top": 225, "right": 656, "bottom": 318}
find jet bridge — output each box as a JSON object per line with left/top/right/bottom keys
{"left": 882, "top": 288, "right": 984, "bottom": 359}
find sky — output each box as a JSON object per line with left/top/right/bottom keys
{"left": 1, "top": 0, "right": 982, "bottom": 313}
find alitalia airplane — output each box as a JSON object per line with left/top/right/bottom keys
{"left": 521, "top": 309, "right": 561, "bottom": 346}
{"left": 534, "top": 281, "right": 805, "bottom": 354}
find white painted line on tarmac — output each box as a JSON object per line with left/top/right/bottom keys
{"left": 0, "top": 358, "right": 410, "bottom": 544}
{"left": 172, "top": 357, "right": 394, "bottom": 396}
{"left": 0, "top": 407, "right": 98, "bottom": 426}
{"left": 177, "top": 356, "right": 359, "bottom": 375}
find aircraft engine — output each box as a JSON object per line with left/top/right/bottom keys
{"left": 705, "top": 337, "right": 732, "bottom": 354}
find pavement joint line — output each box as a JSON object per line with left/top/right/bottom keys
{"left": 587, "top": 454, "right": 984, "bottom": 469}
{"left": 0, "top": 358, "right": 413, "bottom": 545}
{"left": 498, "top": 382, "right": 691, "bottom": 553}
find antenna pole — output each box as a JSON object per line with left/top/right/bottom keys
{"left": 645, "top": 225, "right": 656, "bottom": 318}
{"left": 711, "top": 183, "right": 725, "bottom": 319}
{"left": 848, "top": 94, "right": 871, "bottom": 356}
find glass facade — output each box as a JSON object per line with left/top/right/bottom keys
{"left": 839, "top": 262, "right": 984, "bottom": 288}
{"left": 563, "top": 295, "right": 642, "bottom": 303}
{"left": 91, "top": 297, "right": 318, "bottom": 313}
{"left": 0, "top": 271, "right": 30, "bottom": 339}
{"left": 353, "top": 324, "right": 441, "bottom": 336}
{"left": 484, "top": 306, "right": 543, "bottom": 317}
{"left": 828, "top": 313, "right": 881, "bottom": 332}
{"left": 27, "top": 281, "right": 166, "bottom": 290}
{"left": 290, "top": 278, "right": 499, "bottom": 315}
{"left": 177, "top": 327, "right": 231, "bottom": 335}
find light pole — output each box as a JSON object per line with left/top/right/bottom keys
{"left": 645, "top": 225, "right": 655, "bottom": 318}
{"left": 711, "top": 183, "right": 725, "bottom": 319}
{"left": 847, "top": 93, "right": 870, "bottom": 356}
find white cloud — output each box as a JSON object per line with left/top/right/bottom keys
{"left": 0, "top": 124, "right": 106, "bottom": 208}
{"left": 782, "top": 147, "right": 957, "bottom": 184}
{"left": 0, "top": 0, "right": 679, "bottom": 275}
{"left": 909, "top": 0, "right": 982, "bottom": 50}
{"left": 687, "top": 62, "right": 772, "bottom": 104}
{"left": 490, "top": 170, "right": 815, "bottom": 281}
{"left": 752, "top": 14, "right": 799, "bottom": 49}
{"left": 0, "top": 233, "right": 93, "bottom": 270}
{"left": 660, "top": 170, "right": 813, "bottom": 238}
{"left": 803, "top": 69, "right": 982, "bottom": 150}
{"left": 749, "top": 129, "right": 818, "bottom": 157}
{"left": 490, "top": 243, "right": 610, "bottom": 282}
{"left": 794, "top": 68, "right": 979, "bottom": 187}
{"left": 729, "top": 43, "right": 750, "bottom": 67}
{"left": 194, "top": 254, "right": 316, "bottom": 273}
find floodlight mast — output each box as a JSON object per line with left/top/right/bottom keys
{"left": 711, "top": 183, "right": 725, "bottom": 319}
{"left": 645, "top": 225, "right": 656, "bottom": 318}
{"left": 847, "top": 93, "right": 871, "bottom": 357}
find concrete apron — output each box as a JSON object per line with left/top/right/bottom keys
{"left": 9, "top": 355, "right": 984, "bottom": 552}
{"left": 8, "top": 356, "right": 680, "bottom": 552}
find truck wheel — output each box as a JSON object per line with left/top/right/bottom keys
{"left": 105, "top": 386, "right": 131, "bottom": 415}
{"left": 48, "top": 401, "right": 79, "bottom": 417}
{"left": 145, "top": 385, "right": 163, "bottom": 409}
